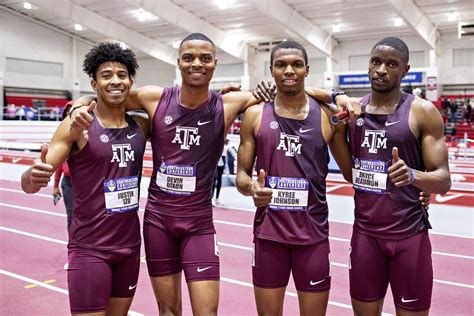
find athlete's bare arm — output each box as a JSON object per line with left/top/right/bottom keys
{"left": 222, "top": 91, "right": 262, "bottom": 134}
{"left": 236, "top": 104, "right": 273, "bottom": 207}
{"left": 70, "top": 85, "right": 164, "bottom": 131}
{"left": 21, "top": 117, "right": 83, "bottom": 194}
{"left": 320, "top": 107, "right": 352, "bottom": 182}
{"left": 130, "top": 114, "right": 152, "bottom": 140}
{"left": 388, "top": 97, "right": 451, "bottom": 193}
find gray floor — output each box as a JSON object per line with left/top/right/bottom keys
{"left": 3, "top": 164, "right": 473, "bottom": 238}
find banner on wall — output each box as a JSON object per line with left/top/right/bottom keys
{"left": 338, "top": 72, "right": 423, "bottom": 86}
{"left": 427, "top": 76, "right": 437, "bottom": 90}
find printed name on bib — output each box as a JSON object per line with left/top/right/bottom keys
{"left": 156, "top": 161, "right": 196, "bottom": 196}
{"left": 103, "top": 175, "right": 139, "bottom": 213}
{"left": 352, "top": 158, "right": 388, "bottom": 194}
{"left": 267, "top": 176, "right": 309, "bottom": 211}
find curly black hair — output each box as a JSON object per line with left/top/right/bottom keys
{"left": 83, "top": 42, "right": 139, "bottom": 80}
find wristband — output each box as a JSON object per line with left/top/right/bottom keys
{"left": 69, "top": 105, "right": 86, "bottom": 119}
{"left": 331, "top": 90, "right": 345, "bottom": 105}
{"left": 407, "top": 168, "right": 415, "bottom": 185}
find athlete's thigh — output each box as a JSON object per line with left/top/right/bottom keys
{"left": 143, "top": 221, "right": 181, "bottom": 276}
{"left": 110, "top": 246, "right": 141, "bottom": 298}
{"left": 181, "top": 233, "right": 220, "bottom": 282}
{"left": 252, "top": 238, "right": 291, "bottom": 288}
{"left": 349, "top": 230, "right": 390, "bottom": 302}
{"left": 292, "top": 241, "right": 331, "bottom": 292}
{"left": 68, "top": 246, "right": 112, "bottom": 314}
{"left": 390, "top": 231, "right": 433, "bottom": 312}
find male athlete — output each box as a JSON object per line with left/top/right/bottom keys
{"left": 21, "top": 42, "right": 149, "bottom": 315}
{"left": 347, "top": 37, "right": 450, "bottom": 316}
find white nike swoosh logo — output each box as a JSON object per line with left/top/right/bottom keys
{"left": 197, "top": 120, "right": 212, "bottom": 126}
{"left": 401, "top": 297, "right": 419, "bottom": 303}
{"left": 197, "top": 266, "right": 213, "bottom": 272}
{"left": 12, "top": 158, "right": 22, "bottom": 164}
{"left": 299, "top": 127, "right": 314, "bottom": 133}
{"left": 127, "top": 133, "right": 137, "bottom": 139}
{"left": 309, "top": 279, "right": 325, "bottom": 286}
{"left": 128, "top": 284, "right": 137, "bottom": 290}
{"left": 435, "top": 193, "right": 464, "bottom": 203}
{"left": 385, "top": 121, "right": 399, "bottom": 126}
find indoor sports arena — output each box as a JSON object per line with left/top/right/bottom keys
{"left": 0, "top": 1, "right": 473, "bottom": 315}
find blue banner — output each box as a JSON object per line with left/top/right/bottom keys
{"left": 339, "top": 72, "right": 423, "bottom": 86}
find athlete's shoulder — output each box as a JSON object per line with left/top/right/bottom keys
{"left": 244, "top": 102, "right": 265, "bottom": 116}
{"left": 411, "top": 96, "right": 439, "bottom": 116}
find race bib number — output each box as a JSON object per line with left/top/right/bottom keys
{"left": 352, "top": 158, "right": 387, "bottom": 194}
{"left": 103, "top": 175, "right": 139, "bottom": 213}
{"left": 267, "top": 176, "right": 309, "bottom": 211}
{"left": 156, "top": 161, "right": 196, "bottom": 196}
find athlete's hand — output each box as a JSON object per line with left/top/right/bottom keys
{"left": 388, "top": 147, "right": 414, "bottom": 187}
{"left": 29, "top": 144, "right": 53, "bottom": 189}
{"left": 250, "top": 169, "right": 273, "bottom": 207}
{"left": 219, "top": 83, "right": 241, "bottom": 94}
{"left": 70, "top": 101, "right": 96, "bottom": 131}
{"left": 52, "top": 187, "right": 62, "bottom": 198}
{"left": 253, "top": 81, "right": 276, "bottom": 103}
{"left": 419, "top": 191, "right": 431, "bottom": 208}
{"left": 334, "top": 95, "right": 362, "bottom": 121}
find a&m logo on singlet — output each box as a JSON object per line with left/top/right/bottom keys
{"left": 276, "top": 132, "right": 301, "bottom": 157}
{"left": 361, "top": 130, "right": 387, "bottom": 154}
{"left": 172, "top": 126, "right": 201, "bottom": 150}
{"left": 110, "top": 144, "right": 135, "bottom": 167}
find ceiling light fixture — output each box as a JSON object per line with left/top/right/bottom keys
{"left": 23, "top": 2, "right": 32, "bottom": 10}
{"left": 394, "top": 18, "right": 404, "bottom": 27}
{"left": 215, "top": 0, "right": 235, "bottom": 10}
{"left": 447, "top": 12, "right": 459, "bottom": 22}
{"left": 74, "top": 23, "right": 83, "bottom": 31}
{"left": 172, "top": 41, "right": 180, "bottom": 49}
{"left": 332, "top": 24, "right": 341, "bottom": 33}
{"left": 135, "top": 8, "right": 159, "bottom": 22}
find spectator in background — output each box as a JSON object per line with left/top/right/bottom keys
{"left": 465, "top": 99, "right": 472, "bottom": 123}
{"left": 448, "top": 99, "right": 458, "bottom": 123}
{"left": 5, "top": 104, "right": 17, "bottom": 120}
{"left": 213, "top": 142, "right": 227, "bottom": 206}
{"left": 226, "top": 139, "right": 237, "bottom": 175}
{"left": 53, "top": 101, "right": 74, "bottom": 233}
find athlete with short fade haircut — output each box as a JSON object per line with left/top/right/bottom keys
{"left": 21, "top": 42, "right": 150, "bottom": 315}
{"left": 347, "top": 36, "right": 450, "bottom": 316}
{"left": 236, "top": 40, "right": 354, "bottom": 316}
{"left": 70, "top": 33, "right": 359, "bottom": 315}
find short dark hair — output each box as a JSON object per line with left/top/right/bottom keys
{"left": 270, "top": 40, "right": 308, "bottom": 66}
{"left": 83, "top": 42, "right": 139, "bottom": 80}
{"left": 180, "top": 33, "right": 215, "bottom": 49}
{"left": 372, "top": 37, "right": 409, "bottom": 63}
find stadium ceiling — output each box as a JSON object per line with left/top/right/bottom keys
{"left": 1, "top": 0, "right": 472, "bottom": 65}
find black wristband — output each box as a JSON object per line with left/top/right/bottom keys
{"left": 331, "top": 90, "right": 346, "bottom": 104}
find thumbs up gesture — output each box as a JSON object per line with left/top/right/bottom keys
{"left": 250, "top": 169, "right": 273, "bottom": 207}
{"left": 22, "top": 143, "right": 54, "bottom": 193}
{"left": 70, "top": 100, "right": 96, "bottom": 131}
{"left": 387, "top": 147, "right": 415, "bottom": 187}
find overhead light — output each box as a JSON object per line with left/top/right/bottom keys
{"left": 172, "top": 41, "right": 180, "bottom": 49}
{"left": 448, "top": 12, "right": 459, "bottom": 22}
{"left": 118, "top": 42, "right": 128, "bottom": 49}
{"left": 394, "top": 18, "right": 404, "bottom": 27}
{"left": 23, "top": 2, "right": 32, "bottom": 10}
{"left": 332, "top": 24, "right": 341, "bottom": 33}
{"left": 134, "top": 8, "right": 159, "bottom": 22}
{"left": 215, "top": 0, "right": 235, "bottom": 9}
{"left": 74, "top": 23, "right": 83, "bottom": 31}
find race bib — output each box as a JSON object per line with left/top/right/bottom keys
{"left": 103, "top": 175, "right": 139, "bottom": 213}
{"left": 267, "top": 176, "right": 309, "bottom": 211}
{"left": 156, "top": 161, "right": 196, "bottom": 196}
{"left": 352, "top": 158, "right": 388, "bottom": 194}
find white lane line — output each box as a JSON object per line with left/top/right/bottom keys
{"left": 0, "top": 187, "right": 51, "bottom": 198}
{"left": 1, "top": 226, "right": 67, "bottom": 245}
{"left": 0, "top": 269, "right": 144, "bottom": 316}
{"left": 3, "top": 202, "right": 473, "bottom": 259}
{"left": 0, "top": 203, "right": 66, "bottom": 217}
{"left": 3, "top": 226, "right": 473, "bottom": 290}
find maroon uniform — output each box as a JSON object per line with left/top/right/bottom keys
{"left": 67, "top": 114, "right": 146, "bottom": 313}
{"left": 252, "top": 98, "right": 331, "bottom": 291}
{"left": 347, "top": 93, "right": 433, "bottom": 311}
{"left": 144, "top": 85, "right": 223, "bottom": 281}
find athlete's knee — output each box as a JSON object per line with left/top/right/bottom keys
{"left": 158, "top": 302, "right": 182, "bottom": 316}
